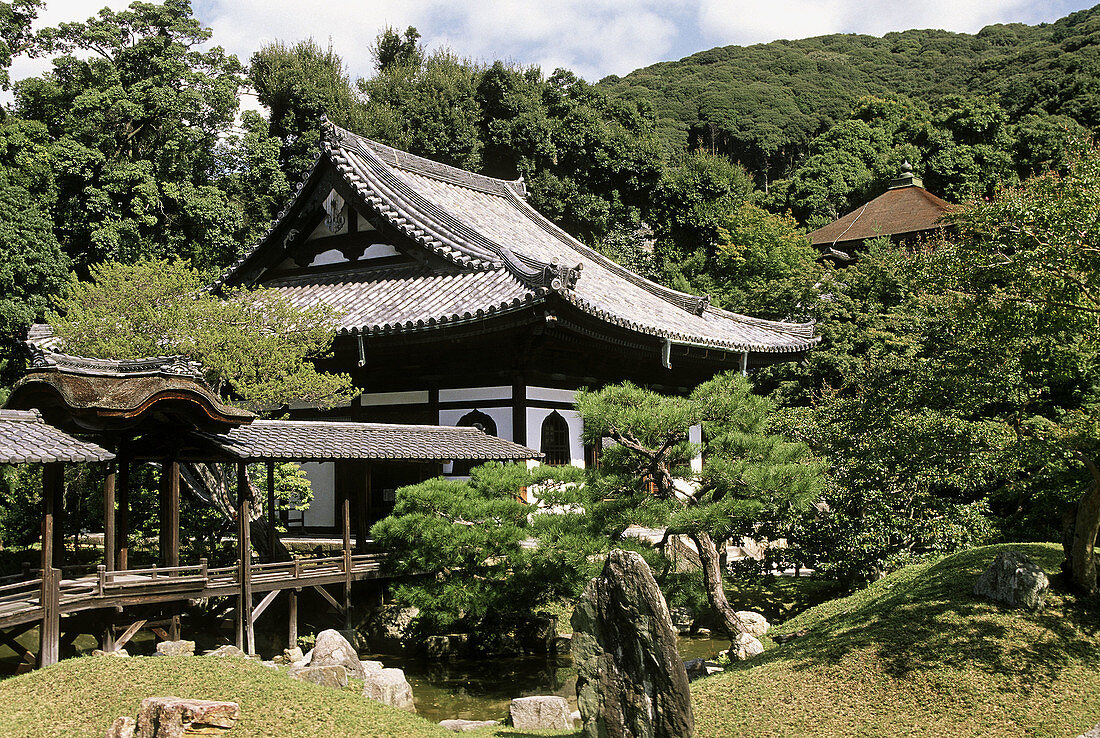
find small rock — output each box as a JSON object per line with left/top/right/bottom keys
{"left": 293, "top": 665, "right": 349, "bottom": 689}
{"left": 732, "top": 632, "right": 764, "bottom": 660}
{"left": 694, "top": 627, "right": 712, "bottom": 637}
{"left": 974, "top": 549, "right": 1050, "bottom": 609}
{"left": 203, "top": 645, "right": 246, "bottom": 658}
{"left": 438, "top": 719, "right": 500, "bottom": 732}
{"left": 772, "top": 628, "right": 809, "bottom": 644}
{"left": 735, "top": 610, "right": 770, "bottom": 637}
{"left": 153, "top": 640, "right": 195, "bottom": 657}
{"left": 283, "top": 646, "right": 304, "bottom": 663}
{"left": 92, "top": 649, "right": 129, "bottom": 658}
{"left": 310, "top": 629, "right": 366, "bottom": 679}
{"left": 104, "top": 716, "right": 135, "bottom": 738}
{"left": 367, "top": 605, "right": 420, "bottom": 652}
{"left": 134, "top": 697, "right": 239, "bottom": 737}
{"left": 1077, "top": 722, "right": 1100, "bottom": 738}
{"left": 425, "top": 633, "right": 471, "bottom": 660}
{"left": 570, "top": 710, "right": 581, "bottom": 724}
{"left": 509, "top": 696, "right": 572, "bottom": 731}
{"left": 360, "top": 660, "right": 383, "bottom": 677}
{"left": 683, "top": 658, "right": 725, "bottom": 681}
{"left": 363, "top": 667, "right": 415, "bottom": 711}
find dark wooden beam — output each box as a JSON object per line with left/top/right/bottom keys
{"left": 237, "top": 462, "right": 255, "bottom": 655}
{"left": 266, "top": 461, "right": 276, "bottom": 563}
{"left": 288, "top": 588, "right": 298, "bottom": 649}
{"left": 103, "top": 465, "right": 116, "bottom": 573}
{"left": 342, "top": 492, "right": 352, "bottom": 626}
{"left": 162, "top": 460, "right": 180, "bottom": 570}
{"left": 117, "top": 444, "right": 130, "bottom": 571}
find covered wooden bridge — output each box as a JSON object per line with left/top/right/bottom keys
{"left": 0, "top": 341, "right": 539, "bottom": 667}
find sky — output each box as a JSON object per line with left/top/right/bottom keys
{"left": 8, "top": 0, "right": 1097, "bottom": 88}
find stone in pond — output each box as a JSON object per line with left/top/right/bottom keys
{"left": 571, "top": 549, "right": 693, "bottom": 737}
{"left": 363, "top": 667, "right": 415, "bottom": 711}
{"left": 134, "top": 696, "right": 239, "bottom": 737}
{"left": 153, "top": 640, "right": 194, "bottom": 657}
{"left": 974, "top": 549, "right": 1049, "bottom": 609}
{"left": 310, "top": 629, "right": 366, "bottom": 679}
{"left": 509, "top": 696, "right": 572, "bottom": 730}
{"left": 293, "top": 665, "right": 349, "bottom": 689}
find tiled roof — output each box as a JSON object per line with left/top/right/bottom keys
{"left": 808, "top": 183, "right": 950, "bottom": 247}
{"left": 219, "top": 124, "right": 818, "bottom": 354}
{"left": 193, "top": 419, "right": 541, "bottom": 462}
{"left": 0, "top": 410, "right": 114, "bottom": 464}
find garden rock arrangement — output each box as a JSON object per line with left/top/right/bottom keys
{"left": 287, "top": 630, "right": 416, "bottom": 712}
{"left": 974, "top": 549, "right": 1050, "bottom": 609}
{"left": 153, "top": 640, "right": 195, "bottom": 657}
{"left": 106, "top": 697, "right": 240, "bottom": 738}
{"left": 509, "top": 696, "right": 572, "bottom": 730}
{"left": 571, "top": 549, "right": 694, "bottom": 737}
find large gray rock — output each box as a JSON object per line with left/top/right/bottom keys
{"left": 133, "top": 697, "right": 239, "bottom": 737}
{"left": 310, "top": 629, "right": 366, "bottom": 679}
{"left": 152, "top": 640, "right": 194, "bottom": 657}
{"left": 203, "top": 645, "right": 245, "bottom": 659}
{"left": 734, "top": 610, "right": 770, "bottom": 637}
{"left": 974, "top": 550, "right": 1050, "bottom": 609}
{"left": 571, "top": 549, "right": 693, "bottom": 738}
{"left": 367, "top": 605, "right": 420, "bottom": 651}
{"left": 293, "top": 665, "right": 349, "bottom": 689}
{"left": 509, "top": 696, "right": 572, "bottom": 731}
{"left": 362, "top": 667, "right": 416, "bottom": 712}
{"left": 731, "top": 633, "right": 764, "bottom": 661}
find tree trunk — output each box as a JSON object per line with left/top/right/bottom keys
{"left": 179, "top": 462, "right": 291, "bottom": 562}
{"left": 688, "top": 531, "right": 747, "bottom": 639}
{"left": 1064, "top": 454, "right": 1100, "bottom": 595}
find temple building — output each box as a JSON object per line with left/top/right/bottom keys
{"left": 807, "top": 163, "right": 951, "bottom": 260}
{"left": 216, "top": 122, "right": 818, "bottom": 531}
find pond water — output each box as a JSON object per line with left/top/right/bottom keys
{"left": 364, "top": 635, "right": 729, "bottom": 724}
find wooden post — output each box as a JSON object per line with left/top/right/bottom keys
{"left": 117, "top": 444, "right": 130, "bottom": 571}
{"left": 40, "top": 463, "right": 62, "bottom": 667}
{"left": 165, "top": 460, "right": 180, "bottom": 570}
{"left": 288, "top": 588, "right": 298, "bottom": 650}
{"left": 266, "top": 461, "right": 276, "bottom": 562}
{"left": 342, "top": 493, "right": 352, "bottom": 627}
{"left": 237, "top": 462, "right": 255, "bottom": 655}
{"left": 103, "top": 464, "right": 116, "bottom": 573}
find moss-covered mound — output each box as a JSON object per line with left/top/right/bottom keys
{"left": 0, "top": 655, "right": 456, "bottom": 738}
{"left": 692, "top": 543, "right": 1100, "bottom": 738}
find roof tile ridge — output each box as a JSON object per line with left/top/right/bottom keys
{"left": 329, "top": 133, "right": 577, "bottom": 294}
{"left": 501, "top": 189, "right": 720, "bottom": 314}
{"left": 212, "top": 153, "right": 328, "bottom": 290}
{"left": 346, "top": 281, "right": 543, "bottom": 337}
{"left": 335, "top": 125, "right": 527, "bottom": 198}
{"left": 327, "top": 136, "right": 502, "bottom": 268}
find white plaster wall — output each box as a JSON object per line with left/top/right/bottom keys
{"left": 439, "top": 386, "right": 512, "bottom": 403}
{"left": 689, "top": 423, "right": 703, "bottom": 473}
{"left": 439, "top": 406, "right": 513, "bottom": 440}
{"left": 299, "top": 462, "right": 335, "bottom": 528}
{"left": 527, "top": 407, "right": 585, "bottom": 469}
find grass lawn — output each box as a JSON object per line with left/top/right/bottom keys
{"left": 0, "top": 655, "right": 574, "bottom": 738}
{"left": 693, "top": 542, "right": 1100, "bottom": 738}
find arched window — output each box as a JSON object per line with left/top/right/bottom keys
{"left": 452, "top": 410, "right": 497, "bottom": 475}
{"left": 540, "top": 411, "right": 571, "bottom": 466}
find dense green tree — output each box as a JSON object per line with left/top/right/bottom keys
{"left": 370, "top": 26, "right": 422, "bottom": 74}
{"left": 216, "top": 110, "right": 292, "bottom": 247}
{"left": 576, "top": 373, "right": 823, "bottom": 638}
{"left": 49, "top": 258, "right": 354, "bottom": 410}
{"left": 249, "top": 38, "right": 368, "bottom": 179}
{"left": 0, "top": 0, "right": 41, "bottom": 90}
{"left": 15, "top": 0, "right": 245, "bottom": 270}
{"left": 371, "top": 463, "right": 595, "bottom": 638}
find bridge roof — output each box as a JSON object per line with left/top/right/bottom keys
{"left": 192, "top": 419, "right": 541, "bottom": 463}
{"left": 0, "top": 410, "right": 114, "bottom": 464}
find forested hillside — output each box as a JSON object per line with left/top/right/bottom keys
{"left": 602, "top": 5, "right": 1100, "bottom": 194}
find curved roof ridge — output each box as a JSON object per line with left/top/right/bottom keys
{"left": 501, "top": 190, "right": 816, "bottom": 336}
{"left": 342, "top": 127, "right": 527, "bottom": 198}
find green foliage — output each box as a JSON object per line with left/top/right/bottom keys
{"left": 370, "top": 26, "right": 422, "bottom": 73}
{"left": 0, "top": 0, "right": 41, "bottom": 90}
{"left": 371, "top": 462, "right": 599, "bottom": 636}
{"left": 48, "top": 259, "right": 355, "bottom": 411}
{"left": 15, "top": 0, "right": 245, "bottom": 270}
